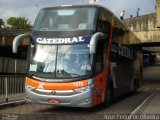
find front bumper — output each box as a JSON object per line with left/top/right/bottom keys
{"left": 25, "top": 86, "right": 94, "bottom": 108}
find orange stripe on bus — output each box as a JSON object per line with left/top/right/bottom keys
{"left": 105, "top": 16, "right": 114, "bottom": 76}
{"left": 26, "top": 77, "right": 39, "bottom": 88}
{"left": 93, "top": 16, "right": 115, "bottom": 106}
{"left": 26, "top": 77, "right": 88, "bottom": 90}
{"left": 43, "top": 80, "right": 88, "bottom": 90}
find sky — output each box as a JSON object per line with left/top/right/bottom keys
{"left": 0, "top": 0, "right": 157, "bottom": 25}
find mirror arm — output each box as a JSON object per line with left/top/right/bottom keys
{"left": 12, "top": 34, "right": 30, "bottom": 53}
{"left": 89, "top": 32, "right": 104, "bottom": 54}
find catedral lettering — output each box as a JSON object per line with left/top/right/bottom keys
{"left": 36, "top": 36, "right": 84, "bottom": 44}
{"left": 12, "top": 4, "right": 143, "bottom": 107}
{"left": 118, "top": 44, "right": 133, "bottom": 59}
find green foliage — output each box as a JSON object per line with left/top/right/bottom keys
{"left": 7, "top": 17, "right": 16, "bottom": 28}
{"left": 0, "top": 19, "right": 5, "bottom": 28}
{"left": 7, "top": 17, "right": 32, "bottom": 29}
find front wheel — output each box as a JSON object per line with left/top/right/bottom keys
{"left": 103, "top": 84, "right": 113, "bottom": 107}
{"left": 133, "top": 79, "right": 138, "bottom": 94}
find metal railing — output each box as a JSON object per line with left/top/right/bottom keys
{"left": 0, "top": 29, "right": 32, "bottom": 36}
{"left": 0, "top": 75, "right": 26, "bottom": 104}
{"left": 0, "top": 57, "right": 27, "bottom": 74}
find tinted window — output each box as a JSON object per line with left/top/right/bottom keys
{"left": 34, "top": 7, "right": 96, "bottom": 31}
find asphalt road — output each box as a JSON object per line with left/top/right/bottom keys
{"left": 0, "top": 66, "right": 160, "bottom": 120}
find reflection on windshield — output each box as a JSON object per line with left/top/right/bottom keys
{"left": 33, "top": 45, "right": 56, "bottom": 73}
{"left": 29, "top": 44, "right": 92, "bottom": 78}
{"left": 56, "top": 45, "right": 92, "bottom": 77}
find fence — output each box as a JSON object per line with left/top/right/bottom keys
{"left": 0, "top": 29, "right": 32, "bottom": 36}
{"left": 0, "top": 75, "right": 26, "bottom": 104}
{"left": 0, "top": 57, "right": 27, "bottom": 74}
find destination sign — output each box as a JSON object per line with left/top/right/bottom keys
{"left": 31, "top": 35, "right": 92, "bottom": 44}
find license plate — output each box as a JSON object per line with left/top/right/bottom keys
{"left": 48, "top": 98, "right": 60, "bottom": 104}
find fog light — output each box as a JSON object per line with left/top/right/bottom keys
{"left": 79, "top": 98, "right": 91, "bottom": 104}
{"left": 25, "top": 94, "right": 28, "bottom": 99}
{"left": 85, "top": 98, "right": 89, "bottom": 103}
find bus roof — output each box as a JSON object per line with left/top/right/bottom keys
{"left": 42, "top": 4, "right": 100, "bottom": 9}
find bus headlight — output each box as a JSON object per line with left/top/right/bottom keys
{"left": 26, "top": 84, "right": 35, "bottom": 91}
{"left": 74, "top": 84, "right": 94, "bottom": 93}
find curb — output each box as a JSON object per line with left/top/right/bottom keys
{"left": 0, "top": 100, "right": 25, "bottom": 109}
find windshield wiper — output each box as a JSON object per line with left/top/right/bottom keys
{"left": 56, "top": 69, "right": 81, "bottom": 77}
{"left": 69, "top": 73, "right": 81, "bottom": 77}
{"left": 28, "top": 72, "right": 36, "bottom": 77}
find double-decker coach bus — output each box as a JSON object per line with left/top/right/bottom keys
{"left": 12, "top": 4, "right": 142, "bottom": 107}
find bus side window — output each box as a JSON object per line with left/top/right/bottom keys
{"left": 95, "top": 56, "right": 102, "bottom": 72}
{"left": 97, "top": 8, "right": 111, "bottom": 33}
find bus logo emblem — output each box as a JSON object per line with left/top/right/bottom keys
{"left": 51, "top": 90, "right": 56, "bottom": 95}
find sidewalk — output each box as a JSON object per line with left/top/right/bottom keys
{"left": 134, "top": 84, "right": 160, "bottom": 115}
{"left": 142, "top": 90, "right": 160, "bottom": 114}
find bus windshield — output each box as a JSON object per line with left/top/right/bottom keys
{"left": 33, "top": 7, "right": 96, "bottom": 31}
{"left": 29, "top": 44, "right": 93, "bottom": 79}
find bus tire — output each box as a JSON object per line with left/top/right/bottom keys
{"left": 103, "top": 82, "right": 113, "bottom": 107}
{"left": 133, "top": 79, "right": 138, "bottom": 94}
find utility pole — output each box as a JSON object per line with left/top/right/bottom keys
{"left": 157, "top": 0, "right": 160, "bottom": 28}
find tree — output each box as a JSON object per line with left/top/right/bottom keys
{"left": 7, "top": 17, "right": 17, "bottom": 28}
{"left": 0, "top": 19, "right": 4, "bottom": 28}
{"left": 7, "top": 17, "right": 32, "bottom": 29}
